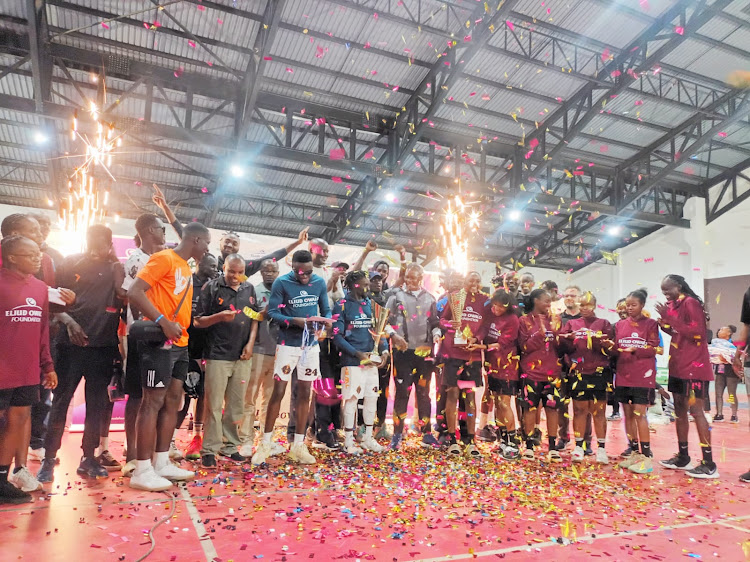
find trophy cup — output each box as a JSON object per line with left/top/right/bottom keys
{"left": 449, "top": 289, "right": 468, "bottom": 345}
{"left": 369, "top": 301, "right": 390, "bottom": 364}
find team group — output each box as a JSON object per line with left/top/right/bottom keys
{"left": 0, "top": 187, "right": 746, "bottom": 501}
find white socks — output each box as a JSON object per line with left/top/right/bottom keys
{"left": 263, "top": 432, "right": 273, "bottom": 444}
{"left": 365, "top": 425, "right": 373, "bottom": 440}
{"left": 134, "top": 459, "right": 151, "bottom": 476}
{"left": 153, "top": 451, "right": 169, "bottom": 470}
{"left": 293, "top": 434, "right": 304, "bottom": 445}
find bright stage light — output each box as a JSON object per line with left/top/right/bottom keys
{"left": 385, "top": 191, "right": 396, "bottom": 202}
{"left": 230, "top": 165, "right": 244, "bottom": 178}
{"left": 608, "top": 225, "right": 622, "bottom": 236}
{"left": 33, "top": 131, "right": 48, "bottom": 145}
{"left": 508, "top": 210, "right": 521, "bottom": 221}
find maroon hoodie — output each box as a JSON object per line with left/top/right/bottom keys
{"left": 613, "top": 315, "right": 659, "bottom": 388}
{"left": 560, "top": 316, "right": 614, "bottom": 375}
{"left": 439, "top": 291, "right": 489, "bottom": 362}
{"left": 476, "top": 311, "right": 519, "bottom": 380}
{"left": 518, "top": 313, "right": 562, "bottom": 381}
{"left": 660, "top": 296, "right": 713, "bottom": 381}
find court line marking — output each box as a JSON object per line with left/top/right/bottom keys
{"left": 404, "top": 515, "right": 750, "bottom": 562}
{"left": 179, "top": 482, "right": 219, "bottom": 562}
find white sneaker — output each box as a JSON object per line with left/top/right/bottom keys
{"left": 238, "top": 442, "right": 255, "bottom": 458}
{"left": 121, "top": 460, "right": 137, "bottom": 478}
{"left": 547, "top": 450, "right": 562, "bottom": 463}
{"left": 464, "top": 443, "right": 481, "bottom": 458}
{"left": 155, "top": 463, "right": 195, "bottom": 481}
{"left": 289, "top": 442, "right": 316, "bottom": 465}
{"left": 168, "top": 441, "right": 183, "bottom": 461}
{"left": 361, "top": 437, "right": 385, "bottom": 453}
{"left": 10, "top": 467, "right": 43, "bottom": 492}
{"left": 130, "top": 467, "right": 173, "bottom": 491}
{"left": 344, "top": 442, "right": 363, "bottom": 455}
{"left": 270, "top": 442, "right": 287, "bottom": 456}
{"left": 572, "top": 446, "right": 585, "bottom": 462}
{"left": 27, "top": 447, "right": 45, "bottom": 463}
{"left": 252, "top": 441, "right": 273, "bottom": 465}
{"left": 596, "top": 448, "right": 609, "bottom": 464}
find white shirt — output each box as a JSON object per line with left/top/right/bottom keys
{"left": 122, "top": 248, "right": 151, "bottom": 328}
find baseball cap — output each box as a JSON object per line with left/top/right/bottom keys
{"left": 369, "top": 271, "right": 383, "bottom": 280}
{"left": 332, "top": 261, "right": 349, "bottom": 269}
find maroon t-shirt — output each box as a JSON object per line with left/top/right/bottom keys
{"left": 660, "top": 296, "right": 713, "bottom": 381}
{"left": 560, "top": 316, "right": 614, "bottom": 375}
{"left": 613, "top": 315, "right": 659, "bottom": 389}
{"left": 439, "top": 291, "right": 489, "bottom": 362}
{"left": 0, "top": 269, "right": 54, "bottom": 390}
{"left": 518, "top": 313, "right": 562, "bottom": 381}
{"left": 477, "top": 311, "right": 519, "bottom": 380}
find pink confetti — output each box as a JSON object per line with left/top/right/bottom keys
{"left": 600, "top": 145, "right": 609, "bottom": 153}
{"left": 601, "top": 48, "right": 610, "bottom": 62}
{"left": 285, "top": 67, "right": 294, "bottom": 73}
{"left": 197, "top": 4, "right": 206, "bottom": 11}
{"left": 675, "top": 26, "right": 684, "bottom": 35}
{"left": 635, "top": 100, "right": 643, "bottom": 106}
{"left": 640, "top": 0, "right": 650, "bottom": 10}
{"left": 363, "top": 150, "right": 374, "bottom": 159}
{"left": 263, "top": 56, "right": 272, "bottom": 61}
{"left": 373, "top": 12, "right": 378, "bottom": 19}
{"left": 201, "top": 187, "right": 208, "bottom": 193}
{"left": 188, "top": 40, "right": 196, "bottom": 48}
{"left": 101, "top": 22, "right": 110, "bottom": 29}
{"left": 332, "top": 176, "right": 343, "bottom": 183}
{"left": 329, "top": 148, "right": 346, "bottom": 160}
{"left": 717, "top": 131, "right": 727, "bottom": 138}
{"left": 529, "top": 138, "right": 539, "bottom": 149}
{"left": 173, "top": 66, "right": 184, "bottom": 78}
{"left": 217, "top": 18, "right": 223, "bottom": 25}
{"left": 506, "top": 20, "right": 514, "bottom": 31}
{"left": 481, "top": 93, "right": 490, "bottom": 101}
{"left": 464, "top": 35, "right": 472, "bottom": 42}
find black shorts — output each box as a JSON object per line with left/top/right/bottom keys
{"left": 487, "top": 377, "right": 518, "bottom": 396}
{"left": 125, "top": 335, "right": 143, "bottom": 399}
{"left": 442, "top": 358, "right": 483, "bottom": 389}
{"left": 0, "top": 385, "right": 39, "bottom": 409}
{"left": 519, "top": 375, "right": 563, "bottom": 409}
{"left": 569, "top": 370, "right": 611, "bottom": 402}
{"left": 615, "top": 385, "right": 651, "bottom": 405}
{"left": 667, "top": 377, "right": 709, "bottom": 399}
{"left": 138, "top": 342, "right": 189, "bottom": 390}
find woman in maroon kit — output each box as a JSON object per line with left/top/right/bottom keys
{"left": 471, "top": 289, "right": 520, "bottom": 460}
{"left": 518, "top": 289, "right": 563, "bottom": 462}
{"left": 439, "top": 271, "right": 488, "bottom": 457}
{"left": 656, "top": 275, "right": 718, "bottom": 479}
{"left": 560, "top": 291, "right": 613, "bottom": 464}
{"left": 605, "top": 289, "right": 659, "bottom": 475}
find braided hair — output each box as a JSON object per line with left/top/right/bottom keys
{"left": 663, "top": 274, "right": 709, "bottom": 321}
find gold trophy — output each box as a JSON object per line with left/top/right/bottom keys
{"left": 449, "top": 289, "right": 468, "bottom": 345}
{"left": 369, "top": 301, "right": 390, "bottom": 364}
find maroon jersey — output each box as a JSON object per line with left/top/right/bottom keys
{"left": 659, "top": 296, "right": 713, "bottom": 382}
{"left": 613, "top": 315, "right": 659, "bottom": 388}
{"left": 518, "top": 313, "right": 562, "bottom": 381}
{"left": 477, "top": 311, "right": 519, "bottom": 380}
{"left": 439, "top": 291, "right": 489, "bottom": 362}
{"left": 560, "top": 316, "right": 614, "bottom": 375}
{"left": 0, "top": 269, "right": 54, "bottom": 390}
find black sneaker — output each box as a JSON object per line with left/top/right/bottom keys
{"left": 686, "top": 461, "right": 719, "bottom": 479}
{"left": 96, "top": 450, "right": 122, "bottom": 471}
{"left": 36, "top": 458, "right": 55, "bottom": 483}
{"left": 730, "top": 415, "right": 739, "bottom": 424}
{"left": 531, "top": 428, "right": 542, "bottom": 447}
{"left": 476, "top": 425, "right": 497, "bottom": 442}
{"left": 0, "top": 480, "right": 32, "bottom": 505}
{"left": 584, "top": 445, "right": 594, "bottom": 457}
{"left": 201, "top": 454, "right": 217, "bottom": 468}
{"left": 76, "top": 456, "right": 108, "bottom": 479}
{"left": 660, "top": 454, "right": 691, "bottom": 470}
{"left": 221, "top": 452, "right": 246, "bottom": 463}
{"left": 555, "top": 439, "right": 569, "bottom": 451}
{"left": 312, "top": 434, "right": 341, "bottom": 451}
{"left": 712, "top": 414, "right": 724, "bottom": 422}
{"left": 620, "top": 446, "right": 634, "bottom": 458}
{"left": 740, "top": 470, "right": 750, "bottom": 483}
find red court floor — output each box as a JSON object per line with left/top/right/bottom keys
{"left": 1, "top": 409, "right": 749, "bottom": 562}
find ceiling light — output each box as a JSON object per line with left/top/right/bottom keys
{"left": 385, "top": 191, "right": 396, "bottom": 202}
{"left": 230, "top": 165, "right": 244, "bottom": 178}
{"left": 508, "top": 210, "right": 521, "bottom": 220}
{"left": 33, "top": 131, "right": 48, "bottom": 145}
{"left": 608, "top": 225, "right": 622, "bottom": 235}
